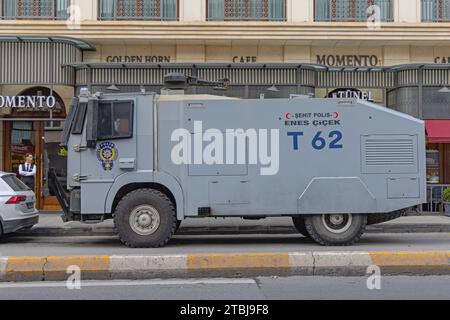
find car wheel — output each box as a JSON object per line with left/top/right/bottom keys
{"left": 304, "top": 214, "right": 367, "bottom": 246}
{"left": 292, "top": 216, "right": 310, "bottom": 238}
{"left": 113, "top": 188, "right": 177, "bottom": 248}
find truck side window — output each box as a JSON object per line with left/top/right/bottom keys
{"left": 72, "top": 102, "right": 87, "bottom": 134}
{"left": 97, "top": 101, "right": 133, "bottom": 140}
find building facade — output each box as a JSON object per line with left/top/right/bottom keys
{"left": 0, "top": 0, "right": 449, "bottom": 209}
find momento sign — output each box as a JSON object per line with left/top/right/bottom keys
{"left": 0, "top": 95, "right": 56, "bottom": 109}
{"left": 316, "top": 55, "right": 380, "bottom": 67}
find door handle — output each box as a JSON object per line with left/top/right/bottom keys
{"left": 73, "top": 174, "right": 89, "bottom": 182}
{"left": 119, "top": 158, "right": 136, "bottom": 169}
{"left": 73, "top": 144, "right": 88, "bottom": 152}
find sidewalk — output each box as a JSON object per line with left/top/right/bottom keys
{"left": 16, "top": 212, "right": 450, "bottom": 237}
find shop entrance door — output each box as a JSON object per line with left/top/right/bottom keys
{"left": 3, "top": 121, "right": 45, "bottom": 209}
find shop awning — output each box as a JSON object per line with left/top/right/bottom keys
{"left": 425, "top": 120, "right": 450, "bottom": 143}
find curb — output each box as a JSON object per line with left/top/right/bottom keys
{"left": 14, "top": 224, "right": 450, "bottom": 237}
{"left": 0, "top": 251, "right": 449, "bottom": 282}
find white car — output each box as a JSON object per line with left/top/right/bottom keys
{"left": 0, "top": 172, "right": 39, "bottom": 238}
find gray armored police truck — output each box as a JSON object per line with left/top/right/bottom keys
{"left": 50, "top": 74, "right": 426, "bottom": 248}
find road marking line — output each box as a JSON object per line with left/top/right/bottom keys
{"left": 0, "top": 278, "right": 257, "bottom": 289}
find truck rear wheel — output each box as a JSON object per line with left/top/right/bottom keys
{"left": 292, "top": 216, "right": 310, "bottom": 238}
{"left": 304, "top": 214, "right": 367, "bottom": 246}
{"left": 113, "top": 189, "right": 177, "bottom": 248}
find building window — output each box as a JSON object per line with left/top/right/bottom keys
{"left": 207, "top": 0, "right": 286, "bottom": 21}
{"left": 422, "top": 0, "right": 450, "bottom": 22}
{"left": 1, "top": 0, "right": 69, "bottom": 19}
{"left": 315, "top": 0, "right": 393, "bottom": 22}
{"left": 99, "top": 0, "right": 178, "bottom": 20}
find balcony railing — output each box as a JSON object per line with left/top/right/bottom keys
{"left": 315, "top": 0, "right": 393, "bottom": 22}
{"left": 422, "top": 0, "right": 450, "bottom": 22}
{"left": 1, "top": 0, "right": 69, "bottom": 19}
{"left": 207, "top": 0, "right": 286, "bottom": 21}
{"left": 99, "top": 0, "right": 178, "bottom": 20}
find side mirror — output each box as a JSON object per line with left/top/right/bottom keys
{"left": 85, "top": 99, "right": 98, "bottom": 149}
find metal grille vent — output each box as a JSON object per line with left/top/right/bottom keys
{"left": 364, "top": 139, "right": 415, "bottom": 166}
{"left": 361, "top": 135, "right": 418, "bottom": 174}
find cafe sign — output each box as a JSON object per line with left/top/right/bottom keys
{"left": 434, "top": 56, "right": 450, "bottom": 63}
{"left": 0, "top": 95, "right": 56, "bottom": 109}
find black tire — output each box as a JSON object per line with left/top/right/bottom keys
{"left": 175, "top": 220, "right": 182, "bottom": 233}
{"left": 304, "top": 214, "right": 367, "bottom": 246}
{"left": 367, "top": 210, "right": 406, "bottom": 225}
{"left": 113, "top": 188, "right": 176, "bottom": 248}
{"left": 292, "top": 216, "right": 310, "bottom": 238}
{"left": 0, "top": 221, "right": 3, "bottom": 240}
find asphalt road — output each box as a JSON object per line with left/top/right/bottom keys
{"left": 0, "top": 276, "right": 448, "bottom": 300}
{"left": 0, "top": 233, "right": 449, "bottom": 256}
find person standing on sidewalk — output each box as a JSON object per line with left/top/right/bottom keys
{"left": 19, "top": 153, "right": 36, "bottom": 191}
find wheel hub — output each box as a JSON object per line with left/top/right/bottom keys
{"left": 129, "top": 205, "right": 161, "bottom": 236}
{"left": 329, "top": 215, "right": 344, "bottom": 225}
{"left": 322, "top": 214, "right": 352, "bottom": 234}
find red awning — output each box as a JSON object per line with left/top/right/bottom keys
{"left": 425, "top": 120, "right": 450, "bottom": 143}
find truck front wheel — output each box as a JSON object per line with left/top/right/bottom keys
{"left": 304, "top": 214, "right": 367, "bottom": 246}
{"left": 113, "top": 189, "right": 177, "bottom": 248}
{"left": 292, "top": 216, "right": 310, "bottom": 238}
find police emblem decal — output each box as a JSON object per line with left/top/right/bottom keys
{"left": 96, "top": 142, "right": 118, "bottom": 171}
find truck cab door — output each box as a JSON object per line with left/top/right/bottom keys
{"left": 62, "top": 97, "right": 86, "bottom": 191}
{"left": 79, "top": 99, "right": 136, "bottom": 214}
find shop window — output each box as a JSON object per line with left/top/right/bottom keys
{"left": 1, "top": 0, "right": 70, "bottom": 19}
{"left": 426, "top": 149, "right": 440, "bottom": 184}
{"left": 99, "top": 0, "right": 178, "bottom": 20}
{"left": 422, "top": 0, "right": 450, "bottom": 22}
{"left": 207, "top": 0, "right": 286, "bottom": 21}
{"left": 97, "top": 101, "right": 133, "bottom": 140}
{"left": 315, "top": 0, "right": 393, "bottom": 22}
{"left": 45, "top": 120, "right": 64, "bottom": 131}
